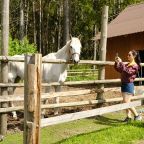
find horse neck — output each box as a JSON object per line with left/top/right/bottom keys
{"left": 55, "top": 41, "right": 71, "bottom": 61}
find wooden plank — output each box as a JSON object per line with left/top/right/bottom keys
{"left": 97, "top": 6, "right": 108, "bottom": 102}
{"left": 0, "top": 56, "right": 25, "bottom": 62}
{"left": 42, "top": 78, "right": 144, "bottom": 86}
{"left": 0, "top": 84, "right": 144, "bottom": 103}
{"left": 41, "top": 100, "right": 141, "bottom": 127}
{"left": 41, "top": 100, "right": 104, "bottom": 109}
{"left": 0, "top": 89, "right": 93, "bottom": 102}
{"left": 0, "top": 78, "right": 144, "bottom": 87}
{"left": 0, "top": 55, "right": 144, "bottom": 66}
{"left": 41, "top": 95, "right": 144, "bottom": 109}
{"left": 24, "top": 54, "right": 42, "bottom": 144}
{"left": 0, "top": 0, "right": 9, "bottom": 135}
{"left": 27, "top": 65, "right": 36, "bottom": 113}
{"left": 0, "top": 95, "right": 144, "bottom": 113}
{"left": 35, "top": 54, "right": 42, "bottom": 144}
{"left": 24, "top": 54, "right": 31, "bottom": 144}
{"left": 0, "top": 106, "right": 23, "bottom": 113}
{"left": 0, "top": 83, "right": 24, "bottom": 87}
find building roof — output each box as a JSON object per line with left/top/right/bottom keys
{"left": 95, "top": 3, "right": 144, "bottom": 39}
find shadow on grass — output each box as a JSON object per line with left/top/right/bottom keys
{"left": 55, "top": 116, "right": 123, "bottom": 144}
{"left": 94, "top": 115, "right": 123, "bottom": 126}
{"left": 54, "top": 127, "right": 111, "bottom": 144}
{"left": 94, "top": 115, "right": 144, "bottom": 127}
{"left": 55, "top": 121, "right": 144, "bottom": 144}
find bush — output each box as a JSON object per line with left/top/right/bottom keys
{"left": 9, "top": 37, "right": 37, "bottom": 56}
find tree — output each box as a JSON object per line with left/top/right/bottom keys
{"left": 2, "top": 0, "right": 144, "bottom": 58}
{"left": 33, "top": 1, "right": 36, "bottom": 45}
{"left": 19, "top": 0, "right": 24, "bottom": 40}
{"left": 63, "top": 0, "right": 70, "bottom": 45}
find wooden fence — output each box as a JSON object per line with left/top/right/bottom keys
{"left": 0, "top": 54, "right": 144, "bottom": 144}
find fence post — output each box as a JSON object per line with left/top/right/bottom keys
{"left": 24, "top": 54, "right": 42, "bottom": 144}
{"left": 97, "top": 6, "right": 109, "bottom": 101}
{"left": 0, "top": 0, "right": 9, "bottom": 135}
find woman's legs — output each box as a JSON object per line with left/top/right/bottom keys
{"left": 122, "top": 92, "right": 139, "bottom": 117}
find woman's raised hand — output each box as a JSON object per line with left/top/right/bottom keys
{"left": 115, "top": 56, "right": 122, "bottom": 63}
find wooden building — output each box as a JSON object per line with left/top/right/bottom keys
{"left": 97, "top": 3, "right": 144, "bottom": 79}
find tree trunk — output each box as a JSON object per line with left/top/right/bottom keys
{"left": 63, "top": 0, "right": 70, "bottom": 45}
{"left": 46, "top": 13, "right": 49, "bottom": 54}
{"left": 57, "top": 1, "right": 62, "bottom": 50}
{"left": 25, "top": 0, "right": 29, "bottom": 37}
{"left": 41, "top": 6, "right": 44, "bottom": 55}
{"left": 93, "top": 25, "right": 97, "bottom": 69}
{"left": 20, "top": 0, "right": 24, "bottom": 41}
{"left": 33, "top": 1, "right": 36, "bottom": 45}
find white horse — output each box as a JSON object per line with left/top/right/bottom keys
{"left": 8, "top": 36, "right": 82, "bottom": 119}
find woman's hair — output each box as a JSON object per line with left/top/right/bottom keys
{"left": 131, "top": 50, "right": 141, "bottom": 69}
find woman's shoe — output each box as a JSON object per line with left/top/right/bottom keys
{"left": 134, "top": 115, "right": 142, "bottom": 121}
{"left": 123, "top": 117, "right": 132, "bottom": 122}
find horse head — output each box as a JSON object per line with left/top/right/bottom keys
{"left": 69, "top": 35, "right": 82, "bottom": 63}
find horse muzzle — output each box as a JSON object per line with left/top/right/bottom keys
{"left": 72, "top": 53, "right": 80, "bottom": 64}
{"left": 73, "top": 59, "right": 80, "bottom": 64}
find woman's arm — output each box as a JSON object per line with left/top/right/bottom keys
{"left": 119, "top": 62, "right": 138, "bottom": 75}
{"left": 114, "top": 62, "right": 123, "bottom": 73}
{"left": 114, "top": 57, "right": 123, "bottom": 73}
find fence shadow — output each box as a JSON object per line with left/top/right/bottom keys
{"left": 94, "top": 115, "right": 123, "bottom": 126}
{"left": 54, "top": 116, "right": 144, "bottom": 144}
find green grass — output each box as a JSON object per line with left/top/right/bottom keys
{"left": 1, "top": 133, "right": 23, "bottom": 144}
{"left": 57, "top": 122, "right": 144, "bottom": 144}
{"left": 67, "top": 64, "right": 98, "bottom": 81}
{"left": 1, "top": 112, "right": 144, "bottom": 144}
{"left": 66, "top": 75, "right": 98, "bottom": 81}
{"left": 1, "top": 118, "right": 110, "bottom": 144}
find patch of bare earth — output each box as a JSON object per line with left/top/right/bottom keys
{"left": 134, "top": 140, "right": 144, "bottom": 144}
{"left": 7, "top": 85, "right": 143, "bottom": 133}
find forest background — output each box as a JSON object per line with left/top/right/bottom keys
{"left": 0, "top": 0, "right": 144, "bottom": 59}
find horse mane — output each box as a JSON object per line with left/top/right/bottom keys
{"left": 55, "top": 40, "right": 71, "bottom": 58}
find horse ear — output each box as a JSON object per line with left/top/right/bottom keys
{"left": 78, "top": 34, "right": 82, "bottom": 40}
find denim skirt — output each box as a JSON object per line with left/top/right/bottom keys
{"left": 121, "top": 82, "right": 134, "bottom": 95}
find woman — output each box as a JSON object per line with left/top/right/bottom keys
{"left": 114, "top": 50, "right": 142, "bottom": 122}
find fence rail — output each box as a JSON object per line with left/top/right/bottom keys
{"left": 0, "top": 94, "right": 143, "bottom": 113}
{"left": 0, "top": 56, "right": 144, "bottom": 66}
{"left": 0, "top": 89, "right": 93, "bottom": 102}
{"left": 0, "top": 78, "right": 144, "bottom": 87}
{"left": 41, "top": 100, "right": 141, "bottom": 127}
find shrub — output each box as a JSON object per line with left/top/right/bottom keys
{"left": 9, "top": 37, "right": 37, "bottom": 56}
